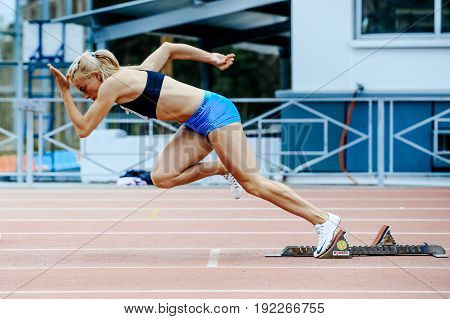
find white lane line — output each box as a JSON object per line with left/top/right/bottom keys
{"left": 0, "top": 289, "right": 448, "bottom": 295}
{"left": 1, "top": 231, "right": 450, "bottom": 235}
{"left": 207, "top": 249, "right": 221, "bottom": 268}
{"left": 0, "top": 247, "right": 278, "bottom": 251}
{"left": 0, "top": 265, "right": 449, "bottom": 270}
{"left": 0, "top": 247, "right": 448, "bottom": 251}
{"left": 0, "top": 247, "right": 448, "bottom": 252}
{"left": 0, "top": 207, "right": 449, "bottom": 211}
{"left": 0, "top": 197, "right": 448, "bottom": 201}
{"left": 1, "top": 218, "right": 450, "bottom": 222}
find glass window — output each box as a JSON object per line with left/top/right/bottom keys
{"left": 442, "top": 1, "right": 450, "bottom": 32}
{"left": 361, "top": 0, "right": 434, "bottom": 34}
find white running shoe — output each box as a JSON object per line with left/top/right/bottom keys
{"left": 223, "top": 173, "right": 243, "bottom": 199}
{"left": 313, "top": 213, "right": 341, "bottom": 258}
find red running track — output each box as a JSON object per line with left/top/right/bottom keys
{"left": 0, "top": 186, "right": 449, "bottom": 299}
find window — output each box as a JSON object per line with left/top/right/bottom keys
{"left": 357, "top": 0, "right": 450, "bottom": 38}
{"left": 438, "top": 133, "right": 450, "bottom": 154}
{"left": 434, "top": 120, "right": 450, "bottom": 169}
{"left": 361, "top": 0, "right": 434, "bottom": 35}
{"left": 442, "top": 0, "right": 450, "bottom": 32}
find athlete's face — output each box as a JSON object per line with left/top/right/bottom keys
{"left": 72, "top": 72, "right": 103, "bottom": 101}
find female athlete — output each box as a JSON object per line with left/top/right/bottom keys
{"left": 48, "top": 42, "right": 341, "bottom": 257}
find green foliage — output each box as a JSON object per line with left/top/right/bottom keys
{"left": 0, "top": 35, "right": 13, "bottom": 60}
{"left": 109, "top": 33, "right": 161, "bottom": 67}
{"left": 211, "top": 47, "right": 280, "bottom": 98}
{"left": 108, "top": 36, "right": 283, "bottom": 122}
{"left": 109, "top": 37, "right": 281, "bottom": 98}
{"left": 95, "top": 1, "right": 283, "bottom": 99}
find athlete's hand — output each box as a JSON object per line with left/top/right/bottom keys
{"left": 47, "top": 63, "right": 70, "bottom": 93}
{"left": 210, "top": 53, "right": 235, "bottom": 71}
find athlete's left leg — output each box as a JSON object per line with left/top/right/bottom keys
{"left": 152, "top": 125, "right": 226, "bottom": 188}
{"left": 208, "top": 122, "right": 329, "bottom": 225}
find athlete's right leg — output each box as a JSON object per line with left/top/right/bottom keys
{"left": 207, "top": 122, "right": 341, "bottom": 257}
{"left": 151, "top": 125, "right": 227, "bottom": 188}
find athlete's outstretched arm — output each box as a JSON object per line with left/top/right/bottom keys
{"left": 48, "top": 64, "right": 119, "bottom": 138}
{"left": 140, "top": 42, "right": 235, "bottom": 72}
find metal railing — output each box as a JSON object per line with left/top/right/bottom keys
{"left": 0, "top": 96, "right": 449, "bottom": 186}
{"left": 241, "top": 99, "right": 373, "bottom": 177}
{"left": 0, "top": 99, "right": 24, "bottom": 182}
{"left": 389, "top": 101, "right": 450, "bottom": 173}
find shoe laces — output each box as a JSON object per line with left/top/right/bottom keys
{"left": 314, "top": 224, "right": 324, "bottom": 236}
{"left": 225, "top": 174, "right": 240, "bottom": 189}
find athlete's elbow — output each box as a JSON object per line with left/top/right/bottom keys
{"left": 77, "top": 127, "right": 91, "bottom": 138}
{"left": 161, "top": 41, "right": 174, "bottom": 57}
{"left": 77, "top": 130, "right": 88, "bottom": 138}
{"left": 161, "top": 41, "right": 173, "bottom": 49}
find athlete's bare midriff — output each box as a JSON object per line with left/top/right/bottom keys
{"left": 112, "top": 68, "right": 205, "bottom": 123}
{"left": 156, "top": 76, "right": 205, "bottom": 123}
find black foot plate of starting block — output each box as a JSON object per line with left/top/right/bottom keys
{"left": 266, "top": 225, "right": 448, "bottom": 259}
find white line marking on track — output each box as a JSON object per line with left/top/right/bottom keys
{"left": 1, "top": 218, "right": 450, "bottom": 222}
{"left": 0, "top": 197, "right": 449, "bottom": 201}
{"left": 0, "top": 207, "right": 449, "bottom": 211}
{"left": 0, "top": 247, "right": 277, "bottom": 251}
{"left": 0, "top": 290, "right": 449, "bottom": 295}
{"left": 1, "top": 231, "right": 450, "bottom": 235}
{"left": 207, "top": 249, "right": 221, "bottom": 268}
{"left": 0, "top": 266, "right": 449, "bottom": 270}
{"left": 0, "top": 247, "right": 448, "bottom": 252}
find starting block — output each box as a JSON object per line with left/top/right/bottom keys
{"left": 266, "top": 225, "right": 448, "bottom": 259}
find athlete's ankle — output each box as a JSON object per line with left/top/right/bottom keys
{"left": 313, "top": 212, "right": 329, "bottom": 225}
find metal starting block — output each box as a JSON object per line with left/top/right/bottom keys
{"left": 266, "top": 225, "right": 448, "bottom": 259}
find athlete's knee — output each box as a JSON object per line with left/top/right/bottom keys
{"left": 240, "top": 175, "right": 265, "bottom": 197}
{"left": 151, "top": 172, "right": 176, "bottom": 189}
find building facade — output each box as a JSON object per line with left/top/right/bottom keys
{"left": 277, "top": 0, "right": 450, "bottom": 178}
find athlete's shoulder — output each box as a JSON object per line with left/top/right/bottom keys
{"left": 103, "top": 69, "right": 138, "bottom": 89}
{"left": 98, "top": 69, "right": 135, "bottom": 99}
{"left": 110, "top": 68, "right": 138, "bottom": 81}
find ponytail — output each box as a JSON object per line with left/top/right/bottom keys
{"left": 94, "top": 49, "right": 121, "bottom": 78}
{"left": 67, "top": 49, "right": 121, "bottom": 81}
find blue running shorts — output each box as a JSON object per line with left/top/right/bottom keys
{"left": 183, "top": 91, "right": 241, "bottom": 136}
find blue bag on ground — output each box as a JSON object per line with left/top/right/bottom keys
{"left": 117, "top": 169, "right": 153, "bottom": 186}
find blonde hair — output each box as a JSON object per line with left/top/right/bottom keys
{"left": 67, "top": 49, "right": 121, "bottom": 81}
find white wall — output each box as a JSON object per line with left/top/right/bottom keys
{"left": 292, "top": 0, "right": 450, "bottom": 94}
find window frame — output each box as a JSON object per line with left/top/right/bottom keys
{"left": 355, "top": 0, "right": 450, "bottom": 40}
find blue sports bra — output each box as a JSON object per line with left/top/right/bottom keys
{"left": 119, "top": 70, "right": 165, "bottom": 119}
